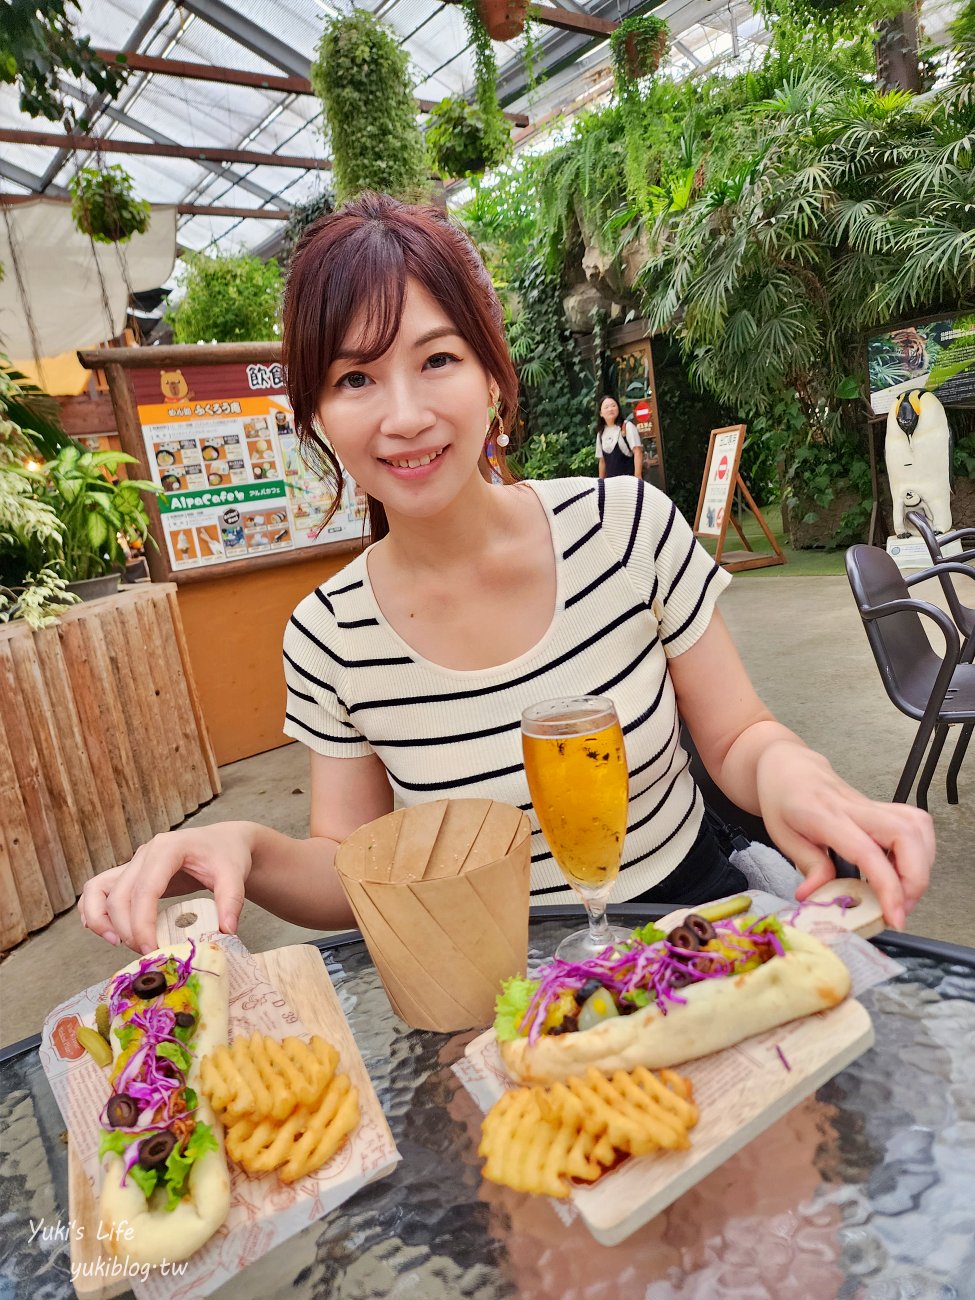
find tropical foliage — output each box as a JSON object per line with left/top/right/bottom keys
{"left": 458, "top": 5, "right": 974, "bottom": 544}
{"left": 311, "top": 10, "right": 429, "bottom": 203}
{"left": 1, "top": 0, "right": 127, "bottom": 129}
{"left": 167, "top": 251, "right": 283, "bottom": 344}
{"left": 69, "top": 164, "right": 152, "bottom": 244}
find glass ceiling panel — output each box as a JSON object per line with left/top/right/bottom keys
{"left": 1, "top": 0, "right": 963, "bottom": 274}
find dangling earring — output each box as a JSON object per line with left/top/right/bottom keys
{"left": 496, "top": 415, "right": 509, "bottom": 448}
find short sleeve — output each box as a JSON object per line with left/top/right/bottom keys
{"left": 282, "top": 595, "right": 374, "bottom": 757}
{"left": 625, "top": 421, "right": 642, "bottom": 449}
{"left": 595, "top": 434, "right": 603, "bottom": 460}
{"left": 599, "top": 477, "right": 731, "bottom": 658}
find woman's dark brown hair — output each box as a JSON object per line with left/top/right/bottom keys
{"left": 282, "top": 191, "right": 519, "bottom": 543}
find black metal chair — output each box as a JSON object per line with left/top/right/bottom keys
{"left": 846, "top": 543, "right": 975, "bottom": 809}
{"left": 906, "top": 509, "right": 975, "bottom": 658}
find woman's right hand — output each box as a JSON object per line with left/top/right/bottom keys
{"left": 77, "top": 821, "right": 255, "bottom": 955}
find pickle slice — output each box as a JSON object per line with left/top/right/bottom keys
{"left": 696, "top": 894, "right": 752, "bottom": 923}
{"left": 76, "top": 1025, "right": 113, "bottom": 1069}
{"left": 95, "top": 1002, "right": 111, "bottom": 1042}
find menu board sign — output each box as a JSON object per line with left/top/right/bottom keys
{"left": 131, "top": 362, "right": 367, "bottom": 572}
{"left": 694, "top": 425, "right": 744, "bottom": 538}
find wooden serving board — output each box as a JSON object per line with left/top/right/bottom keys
{"left": 68, "top": 900, "right": 392, "bottom": 1298}
{"left": 463, "top": 881, "right": 886, "bottom": 1246}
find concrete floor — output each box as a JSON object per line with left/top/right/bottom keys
{"left": 2, "top": 571, "right": 973, "bottom": 1049}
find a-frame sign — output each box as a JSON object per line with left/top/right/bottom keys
{"left": 693, "top": 425, "right": 785, "bottom": 573}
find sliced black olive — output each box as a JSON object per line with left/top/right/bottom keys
{"left": 670, "top": 969, "right": 695, "bottom": 989}
{"left": 577, "top": 978, "right": 604, "bottom": 1003}
{"left": 684, "top": 913, "right": 716, "bottom": 943}
{"left": 106, "top": 1094, "right": 139, "bottom": 1128}
{"left": 619, "top": 999, "right": 640, "bottom": 1015}
{"left": 131, "top": 970, "right": 167, "bottom": 1000}
{"left": 667, "top": 924, "right": 702, "bottom": 952}
{"left": 174, "top": 1011, "right": 196, "bottom": 1029}
{"left": 549, "top": 1015, "right": 579, "bottom": 1036}
{"left": 138, "top": 1130, "right": 177, "bottom": 1170}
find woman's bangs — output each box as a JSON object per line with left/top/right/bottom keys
{"left": 327, "top": 239, "right": 407, "bottom": 367}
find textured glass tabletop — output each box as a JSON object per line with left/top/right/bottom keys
{"left": 3, "top": 917, "right": 974, "bottom": 1300}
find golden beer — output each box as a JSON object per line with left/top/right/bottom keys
{"left": 522, "top": 706, "right": 628, "bottom": 891}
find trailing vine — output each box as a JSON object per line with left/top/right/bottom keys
{"left": 311, "top": 10, "right": 429, "bottom": 202}
{"left": 460, "top": 1, "right": 513, "bottom": 176}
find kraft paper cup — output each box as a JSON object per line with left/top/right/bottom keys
{"left": 334, "top": 799, "right": 532, "bottom": 1032}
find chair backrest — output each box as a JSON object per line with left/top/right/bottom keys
{"left": 845, "top": 544, "right": 944, "bottom": 719}
{"left": 906, "top": 509, "right": 975, "bottom": 639}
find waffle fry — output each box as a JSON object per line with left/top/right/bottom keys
{"left": 226, "top": 1075, "right": 360, "bottom": 1183}
{"left": 479, "top": 1066, "right": 697, "bottom": 1198}
{"left": 201, "top": 1033, "right": 339, "bottom": 1123}
{"left": 201, "top": 1032, "right": 359, "bottom": 1183}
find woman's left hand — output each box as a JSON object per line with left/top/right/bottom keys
{"left": 755, "top": 741, "right": 935, "bottom": 930}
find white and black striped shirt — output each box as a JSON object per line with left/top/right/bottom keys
{"left": 283, "top": 477, "right": 731, "bottom": 902}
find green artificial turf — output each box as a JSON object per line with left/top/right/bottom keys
{"left": 697, "top": 504, "right": 849, "bottom": 577}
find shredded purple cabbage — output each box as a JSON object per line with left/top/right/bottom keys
{"left": 101, "top": 943, "right": 201, "bottom": 1185}
{"left": 788, "top": 895, "right": 857, "bottom": 925}
{"left": 520, "top": 914, "right": 790, "bottom": 1044}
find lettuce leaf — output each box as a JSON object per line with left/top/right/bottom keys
{"left": 99, "top": 1127, "right": 138, "bottom": 1160}
{"left": 751, "top": 915, "right": 789, "bottom": 948}
{"left": 156, "top": 1041, "right": 192, "bottom": 1072}
{"left": 162, "top": 1122, "right": 218, "bottom": 1211}
{"left": 620, "top": 988, "right": 651, "bottom": 1007}
{"left": 494, "top": 976, "right": 539, "bottom": 1042}
{"left": 128, "top": 1162, "right": 159, "bottom": 1201}
{"left": 630, "top": 921, "right": 666, "bottom": 946}
{"left": 114, "top": 1022, "right": 137, "bottom": 1050}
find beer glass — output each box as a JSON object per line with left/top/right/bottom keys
{"left": 521, "top": 696, "right": 631, "bottom": 961}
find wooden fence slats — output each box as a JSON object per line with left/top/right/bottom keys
{"left": 28, "top": 626, "right": 113, "bottom": 881}
{"left": 0, "top": 708, "right": 54, "bottom": 936}
{"left": 0, "top": 642, "right": 75, "bottom": 913}
{"left": 0, "top": 584, "right": 218, "bottom": 951}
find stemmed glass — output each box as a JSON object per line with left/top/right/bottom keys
{"left": 521, "top": 696, "right": 631, "bottom": 961}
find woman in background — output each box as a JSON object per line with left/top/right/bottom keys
{"left": 596, "top": 395, "right": 643, "bottom": 479}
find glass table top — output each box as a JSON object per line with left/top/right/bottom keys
{"left": 2, "top": 914, "right": 974, "bottom": 1299}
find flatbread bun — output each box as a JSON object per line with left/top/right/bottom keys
{"left": 499, "top": 926, "right": 851, "bottom": 1084}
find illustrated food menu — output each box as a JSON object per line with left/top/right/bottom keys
{"left": 132, "top": 362, "right": 368, "bottom": 572}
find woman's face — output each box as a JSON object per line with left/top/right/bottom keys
{"left": 600, "top": 397, "right": 620, "bottom": 423}
{"left": 317, "top": 279, "right": 493, "bottom": 521}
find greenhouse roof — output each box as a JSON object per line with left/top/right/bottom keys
{"left": 0, "top": 0, "right": 963, "bottom": 264}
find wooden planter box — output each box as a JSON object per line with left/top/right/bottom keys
{"left": 0, "top": 584, "right": 220, "bottom": 952}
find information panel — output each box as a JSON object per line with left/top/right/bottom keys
{"left": 867, "top": 311, "right": 975, "bottom": 415}
{"left": 130, "top": 361, "right": 367, "bottom": 573}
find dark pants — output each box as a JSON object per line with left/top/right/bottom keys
{"left": 625, "top": 816, "right": 748, "bottom": 907}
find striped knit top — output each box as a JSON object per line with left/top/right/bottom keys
{"left": 282, "top": 477, "right": 732, "bottom": 902}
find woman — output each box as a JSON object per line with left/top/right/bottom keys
{"left": 596, "top": 395, "right": 643, "bottom": 479}
{"left": 78, "top": 193, "right": 932, "bottom": 956}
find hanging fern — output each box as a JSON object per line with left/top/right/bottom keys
{"left": 69, "top": 164, "right": 150, "bottom": 244}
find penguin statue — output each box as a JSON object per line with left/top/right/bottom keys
{"left": 884, "top": 389, "right": 952, "bottom": 538}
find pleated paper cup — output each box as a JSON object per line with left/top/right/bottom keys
{"left": 334, "top": 799, "right": 532, "bottom": 1031}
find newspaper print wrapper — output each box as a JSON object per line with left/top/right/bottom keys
{"left": 40, "top": 933, "right": 400, "bottom": 1299}
{"left": 454, "top": 890, "right": 904, "bottom": 1241}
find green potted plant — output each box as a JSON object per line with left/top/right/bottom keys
{"left": 69, "top": 163, "right": 151, "bottom": 243}
{"left": 457, "top": 1, "right": 513, "bottom": 176}
{"left": 167, "top": 251, "right": 283, "bottom": 344}
{"left": 611, "top": 14, "right": 669, "bottom": 83}
{"left": 40, "top": 445, "right": 160, "bottom": 599}
{"left": 311, "top": 10, "right": 429, "bottom": 202}
{"left": 427, "top": 97, "right": 511, "bottom": 179}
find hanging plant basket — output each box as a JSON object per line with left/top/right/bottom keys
{"left": 611, "top": 16, "right": 670, "bottom": 84}
{"left": 476, "top": 0, "right": 528, "bottom": 42}
{"left": 426, "top": 97, "right": 511, "bottom": 179}
{"left": 69, "top": 164, "right": 152, "bottom": 244}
